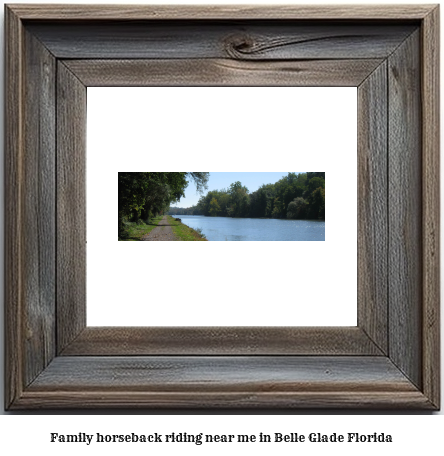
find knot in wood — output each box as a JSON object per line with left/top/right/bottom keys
{"left": 224, "top": 34, "right": 255, "bottom": 59}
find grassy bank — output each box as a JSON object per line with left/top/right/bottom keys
{"left": 119, "top": 215, "right": 163, "bottom": 241}
{"left": 167, "top": 216, "right": 208, "bottom": 241}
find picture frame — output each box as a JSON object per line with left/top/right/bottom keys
{"left": 5, "top": 4, "right": 440, "bottom": 409}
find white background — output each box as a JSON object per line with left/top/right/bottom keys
{"left": 87, "top": 87, "right": 357, "bottom": 326}
{"left": 0, "top": 0, "right": 442, "bottom": 452}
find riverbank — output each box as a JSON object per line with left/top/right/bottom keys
{"left": 167, "top": 216, "right": 208, "bottom": 241}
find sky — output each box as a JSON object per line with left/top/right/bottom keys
{"left": 174, "top": 172, "right": 302, "bottom": 208}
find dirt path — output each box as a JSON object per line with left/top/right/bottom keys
{"left": 141, "top": 215, "right": 177, "bottom": 241}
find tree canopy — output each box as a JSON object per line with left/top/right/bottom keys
{"left": 118, "top": 172, "right": 209, "bottom": 238}
{"left": 169, "top": 172, "right": 325, "bottom": 220}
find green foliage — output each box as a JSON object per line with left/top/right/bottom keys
{"left": 168, "top": 205, "right": 200, "bottom": 216}
{"left": 118, "top": 172, "right": 209, "bottom": 239}
{"left": 209, "top": 197, "right": 221, "bottom": 216}
{"left": 119, "top": 215, "right": 163, "bottom": 241}
{"left": 287, "top": 197, "right": 308, "bottom": 219}
{"left": 172, "top": 172, "right": 325, "bottom": 220}
{"left": 307, "top": 176, "right": 325, "bottom": 194}
{"left": 228, "top": 181, "right": 249, "bottom": 217}
{"left": 308, "top": 187, "right": 325, "bottom": 219}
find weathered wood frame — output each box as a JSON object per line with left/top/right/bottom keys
{"left": 5, "top": 4, "right": 440, "bottom": 409}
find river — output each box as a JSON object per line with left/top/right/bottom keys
{"left": 172, "top": 215, "right": 325, "bottom": 241}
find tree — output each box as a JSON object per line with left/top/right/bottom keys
{"left": 306, "top": 176, "right": 325, "bottom": 195}
{"left": 165, "top": 172, "right": 325, "bottom": 221}
{"left": 287, "top": 197, "right": 308, "bottom": 219}
{"left": 187, "top": 172, "right": 209, "bottom": 194}
{"left": 307, "top": 186, "right": 325, "bottom": 219}
{"left": 271, "top": 197, "right": 285, "bottom": 218}
{"left": 118, "top": 172, "right": 209, "bottom": 238}
{"left": 228, "top": 181, "right": 249, "bottom": 217}
{"left": 209, "top": 197, "right": 221, "bottom": 216}
{"left": 118, "top": 173, "right": 151, "bottom": 236}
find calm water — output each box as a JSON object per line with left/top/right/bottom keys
{"left": 172, "top": 215, "right": 325, "bottom": 241}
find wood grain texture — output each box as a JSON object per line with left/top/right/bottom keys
{"left": 5, "top": 5, "right": 24, "bottom": 410}
{"left": 5, "top": 9, "right": 58, "bottom": 409}
{"left": 15, "top": 390, "right": 434, "bottom": 410}
{"left": 7, "top": 4, "right": 436, "bottom": 20}
{"left": 64, "top": 58, "right": 383, "bottom": 87}
{"left": 357, "top": 62, "right": 388, "bottom": 354}
{"left": 388, "top": 31, "right": 422, "bottom": 389}
{"left": 4, "top": 4, "right": 440, "bottom": 410}
{"left": 61, "top": 327, "right": 382, "bottom": 356}
{"left": 27, "top": 22, "right": 416, "bottom": 60}
{"left": 21, "top": 28, "right": 57, "bottom": 387}
{"left": 14, "top": 356, "right": 432, "bottom": 409}
{"left": 56, "top": 62, "right": 87, "bottom": 353}
{"left": 421, "top": 6, "right": 440, "bottom": 409}
{"left": 28, "top": 356, "right": 418, "bottom": 391}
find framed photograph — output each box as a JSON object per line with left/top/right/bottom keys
{"left": 5, "top": 4, "right": 440, "bottom": 409}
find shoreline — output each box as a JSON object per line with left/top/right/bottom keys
{"left": 167, "top": 216, "right": 208, "bottom": 241}
{"left": 170, "top": 214, "right": 325, "bottom": 222}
